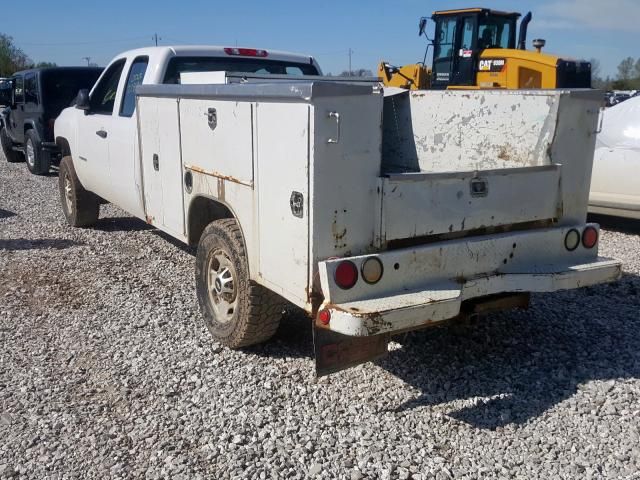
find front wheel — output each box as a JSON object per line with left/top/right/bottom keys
{"left": 25, "top": 130, "right": 50, "bottom": 175}
{"left": 195, "top": 219, "right": 284, "bottom": 348}
{"left": 0, "top": 127, "right": 22, "bottom": 163}
{"left": 58, "top": 156, "right": 100, "bottom": 227}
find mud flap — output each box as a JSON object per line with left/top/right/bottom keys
{"left": 313, "top": 325, "right": 390, "bottom": 377}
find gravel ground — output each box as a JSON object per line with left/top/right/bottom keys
{"left": 0, "top": 154, "right": 639, "bottom": 480}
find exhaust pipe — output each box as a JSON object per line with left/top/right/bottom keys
{"left": 518, "top": 11, "right": 532, "bottom": 50}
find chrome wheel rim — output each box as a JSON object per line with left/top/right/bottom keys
{"left": 63, "top": 172, "right": 73, "bottom": 213}
{"left": 26, "top": 139, "right": 35, "bottom": 168}
{"left": 206, "top": 249, "right": 238, "bottom": 324}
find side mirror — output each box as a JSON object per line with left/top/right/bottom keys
{"left": 418, "top": 17, "right": 428, "bottom": 37}
{"left": 75, "top": 89, "right": 90, "bottom": 111}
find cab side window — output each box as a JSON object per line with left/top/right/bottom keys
{"left": 90, "top": 59, "right": 126, "bottom": 114}
{"left": 120, "top": 56, "right": 149, "bottom": 117}
{"left": 24, "top": 73, "right": 38, "bottom": 104}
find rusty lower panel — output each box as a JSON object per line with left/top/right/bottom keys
{"left": 185, "top": 164, "right": 253, "bottom": 188}
{"left": 314, "top": 325, "right": 389, "bottom": 377}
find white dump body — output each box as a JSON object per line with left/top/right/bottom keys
{"left": 135, "top": 82, "right": 620, "bottom": 340}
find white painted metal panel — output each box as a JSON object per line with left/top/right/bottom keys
{"left": 382, "top": 89, "right": 561, "bottom": 173}
{"left": 319, "top": 224, "right": 612, "bottom": 306}
{"left": 589, "top": 146, "right": 640, "bottom": 218}
{"left": 179, "top": 100, "right": 253, "bottom": 184}
{"left": 138, "top": 96, "right": 185, "bottom": 239}
{"left": 380, "top": 165, "right": 561, "bottom": 242}
{"left": 309, "top": 92, "right": 384, "bottom": 267}
{"left": 256, "top": 102, "right": 310, "bottom": 305}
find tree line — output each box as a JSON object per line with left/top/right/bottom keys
{"left": 591, "top": 57, "right": 640, "bottom": 90}
{"left": 0, "top": 34, "right": 56, "bottom": 76}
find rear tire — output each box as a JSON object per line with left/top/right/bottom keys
{"left": 58, "top": 155, "right": 99, "bottom": 227}
{"left": 25, "top": 130, "right": 51, "bottom": 175}
{"left": 0, "top": 127, "right": 22, "bottom": 163}
{"left": 196, "top": 219, "right": 284, "bottom": 348}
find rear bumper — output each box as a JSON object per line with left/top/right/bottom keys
{"left": 317, "top": 225, "right": 622, "bottom": 337}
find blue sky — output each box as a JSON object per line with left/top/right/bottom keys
{"left": 4, "top": 0, "right": 639, "bottom": 77}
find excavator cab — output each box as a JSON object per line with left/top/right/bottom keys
{"left": 430, "top": 8, "right": 520, "bottom": 89}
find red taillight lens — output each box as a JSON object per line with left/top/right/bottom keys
{"left": 318, "top": 309, "right": 331, "bottom": 325}
{"left": 334, "top": 261, "right": 358, "bottom": 289}
{"left": 224, "top": 47, "right": 268, "bottom": 57}
{"left": 582, "top": 226, "right": 598, "bottom": 249}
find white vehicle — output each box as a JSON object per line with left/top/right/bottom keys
{"left": 589, "top": 96, "right": 640, "bottom": 219}
{"left": 55, "top": 46, "right": 621, "bottom": 376}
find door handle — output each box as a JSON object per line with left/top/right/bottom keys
{"left": 96, "top": 130, "right": 107, "bottom": 138}
{"left": 153, "top": 154, "right": 159, "bottom": 171}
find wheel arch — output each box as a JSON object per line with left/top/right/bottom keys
{"left": 55, "top": 137, "right": 72, "bottom": 157}
{"left": 187, "top": 194, "right": 244, "bottom": 247}
{"left": 23, "top": 121, "right": 37, "bottom": 136}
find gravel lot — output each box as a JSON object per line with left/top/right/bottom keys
{"left": 1, "top": 154, "right": 639, "bottom": 480}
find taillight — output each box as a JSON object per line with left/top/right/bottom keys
{"left": 564, "top": 229, "right": 580, "bottom": 251}
{"left": 318, "top": 309, "right": 331, "bottom": 325}
{"left": 224, "top": 47, "right": 268, "bottom": 57}
{"left": 361, "top": 257, "right": 383, "bottom": 284}
{"left": 334, "top": 261, "right": 358, "bottom": 289}
{"left": 582, "top": 226, "right": 598, "bottom": 249}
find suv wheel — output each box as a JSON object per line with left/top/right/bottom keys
{"left": 25, "top": 130, "right": 50, "bottom": 175}
{"left": 0, "top": 127, "right": 22, "bottom": 163}
{"left": 58, "top": 156, "right": 100, "bottom": 227}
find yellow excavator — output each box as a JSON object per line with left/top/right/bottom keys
{"left": 379, "top": 8, "right": 591, "bottom": 90}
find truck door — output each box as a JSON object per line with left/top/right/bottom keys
{"left": 8, "top": 75, "right": 25, "bottom": 143}
{"left": 108, "top": 56, "right": 149, "bottom": 219}
{"left": 75, "top": 59, "right": 126, "bottom": 199}
{"left": 451, "top": 16, "right": 477, "bottom": 86}
{"left": 23, "top": 72, "right": 40, "bottom": 135}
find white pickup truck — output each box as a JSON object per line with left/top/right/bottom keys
{"left": 55, "top": 45, "right": 622, "bottom": 376}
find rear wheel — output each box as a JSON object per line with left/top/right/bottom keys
{"left": 58, "top": 155, "right": 99, "bottom": 227}
{"left": 0, "top": 127, "right": 22, "bottom": 163}
{"left": 25, "top": 130, "right": 50, "bottom": 175}
{"left": 195, "top": 219, "right": 284, "bottom": 348}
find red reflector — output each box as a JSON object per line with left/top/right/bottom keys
{"left": 318, "top": 309, "right": 331, "bottom": 325}
{"left": 334, "top": 261, "right": 358, "bottom": 289}
{"left": 224, "top": 47, "right": 268, "bottom": 57}
{"left": 582, "top": 226, "right": 598, "bottom": 249}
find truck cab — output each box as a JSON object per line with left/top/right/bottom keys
{"left": 54, "top": 46, "right": 322, "bottom": 217}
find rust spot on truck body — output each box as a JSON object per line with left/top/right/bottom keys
{"left": 185, "top": 164, "right": 253, "bottom": 188}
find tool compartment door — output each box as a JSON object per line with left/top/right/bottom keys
{"left": 137, "top": 96, "right": 185, "bottom": 239}
{"left": 379, "top": 165, "right": 562, "bottom": 244}
{"left": 256, "top": 102, "right": 310, "bottom": 305}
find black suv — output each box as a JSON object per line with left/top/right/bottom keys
{"left": 0, "top": 67, "right": 103, "bottom": 174}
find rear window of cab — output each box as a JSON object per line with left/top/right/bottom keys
{"left": 163, "top": 56, "right": 318, "bottom": 84}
